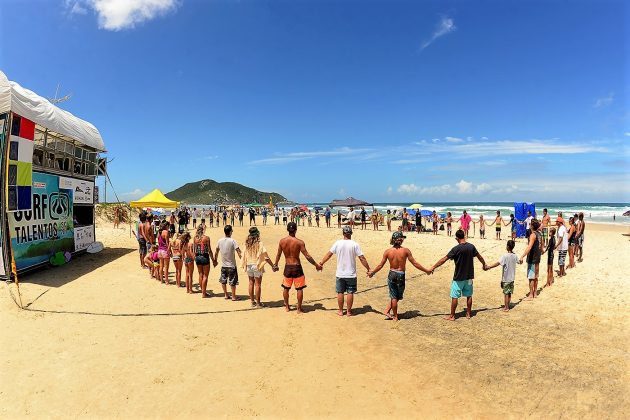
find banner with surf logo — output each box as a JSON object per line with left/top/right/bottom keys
{"left": 8, "top": 172, "right": 74, "bottom": 271}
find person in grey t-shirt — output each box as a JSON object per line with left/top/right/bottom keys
{"left": 215, "top": 225, "right": 242, "bottom": 300}
{"left": 484, "top": 240, "right": 520, "bottom": 312}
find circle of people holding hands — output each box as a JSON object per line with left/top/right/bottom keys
{"left": 135, "top": 206, "right": 586, "bottom": 321}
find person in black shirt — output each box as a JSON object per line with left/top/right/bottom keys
{"left": 430, "top": 229, "right": 487, "bottom": 321}
{"left": 360, "top": 207, "right": 367, "bottom": 230}
{"left": 519, "top": 219, "right": 543, "bottom": 300}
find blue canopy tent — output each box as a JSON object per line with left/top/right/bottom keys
{"left": 514, "top": 202, "right": 536, "bottom": 238}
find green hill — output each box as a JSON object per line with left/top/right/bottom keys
{"left": 165, "top": 179, "right": 287, "bottom": 205}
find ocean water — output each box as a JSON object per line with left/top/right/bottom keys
{"left": 305, "top": 202, "right": 630, "bottom": 225}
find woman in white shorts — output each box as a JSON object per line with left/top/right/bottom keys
{"left": 242, "top": 227, "right": 275, "bottom": 307}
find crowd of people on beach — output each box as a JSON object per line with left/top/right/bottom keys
{"left": 133, "top": 205, "right": 586, "bottom": 321}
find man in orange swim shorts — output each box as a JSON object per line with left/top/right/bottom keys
{"left": 274, "top": 222, "right": 322, "bottom": 313}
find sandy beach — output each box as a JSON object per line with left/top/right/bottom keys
{"left": 1, "top": 219, "right": 629, "bottom": 418}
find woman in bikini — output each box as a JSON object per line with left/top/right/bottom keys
{"left": 157, "top": 221, "right": 171, "bottom": 284}
{"left": 180, "top": 232, "right": 195, "bottom": 293}
{"left": 193, "top": 225, "right": 215, "bottom": 298}
{"left": 386, "top": 210, "right": 392, "bottom": 231}
{"left": 171, "top": 233, "right": 183, "bottom": 287}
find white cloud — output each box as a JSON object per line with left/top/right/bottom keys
{"left": 455, "top": 179, "right": 472, "bottom": 193}
{"left": 421, "top": 16, "right": 456, "bottom": 50}
{"left": 445, "top": 136, "right": 464, "bottom": 143}
{"left": 625, "top": 132, "right": 630, "bottom": 137}
{"left": 451, "top": 140, "right": 608, "bottom": 156}
{"left": 121, "top": 188, "right": 146, "bottom": 200}
{"left": 481, "top": 136, "right": 488, "bottom": 140}
{"left": 387, "top": 186, "right": 393, "bottom": 195}
{"left": 397, "top": 183, "right": 452, "bottom": 195}
{"left": 475, "top": 183, "right": 492, "bottom": 193}
{"left": 594, "top": 92, "right": 614, "bottom": 108}
{"left": 249, "top": 147, "right": 373, "bottom": 165}
{"left": 67, "top": 0, "right": 180, "bottom": 30}
{"left": 66, "top": 0, "right": 88, "bottom": 14}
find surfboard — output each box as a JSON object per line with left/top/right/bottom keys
{"left": 86, "top": 241, "right": 104, "bottom": 254}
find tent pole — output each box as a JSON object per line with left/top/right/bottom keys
{"left": 4, "top": 113, "right": 23, "bottom": 308}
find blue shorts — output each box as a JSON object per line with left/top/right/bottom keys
{"left": 387, "top": 271, "right": 406, "bottom": 300}
{"left": 335, "top": 277, "right": 357, "bottom": 294}
{"left": 450, "top": 280, "right": 473, "bottom": 298}
{"left": 527, "top": 263, "right": 538, "bottom": 280}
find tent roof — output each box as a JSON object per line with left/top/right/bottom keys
{"left": 329, "top": 197, "right": 372, "bottom": 207}
{"left": 0, "top": 71, "right": 105, "bottom": 152}
{"left": 130, "top": 189, "right": 179, "bottom": 208}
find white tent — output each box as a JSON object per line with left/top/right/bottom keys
{"left": 0, "top": 71, "right": 105, "bottom": 152}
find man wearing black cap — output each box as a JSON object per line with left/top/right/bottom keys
{"left": 319, "top": 226, "right": 371, "bottom": 316}
{"left": 274, "top": 222, "right": 322, "bottom": 313}
{"left": 368, "top": 231, "right": 432, "bottom": 321}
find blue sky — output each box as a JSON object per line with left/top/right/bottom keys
{"left": 1, "top": 0, "right": 628, "bottom": 203}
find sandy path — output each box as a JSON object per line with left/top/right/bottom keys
{"left": 1, "top": 221, "right": 628, "bottom": 418}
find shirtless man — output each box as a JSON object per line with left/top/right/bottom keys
{"left": 274, "top": 222, "right": 322, "bottom": 313}
{"left": 576, "top": 212, "right": 585, "bottom": 262}
{"left": 541, "top": 208, "right": 551, "bottom": 246}
{"left": 368, "top": 231, "right": 432, "bottom": 321}
{"left": 144, "top": 213, "right": 155, "bottom": 247}
{"left": 492, "top": 210, "right": 503, "bottom": 240}
{"left": 138, "top": 212, "right": 148, "bottom": 268}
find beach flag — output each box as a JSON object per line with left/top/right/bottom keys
{"left": 269, "top": 195, "right": 273, "bottom": 208}
{"left": 7, "top": 114, "right": 34, "bottom": 211}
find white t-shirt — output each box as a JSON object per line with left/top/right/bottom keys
{"left": 330, "top": 239, "right": 363, "bottom": 278}
{"left": 525, "top": 216, "right": 533, "bottom": 229}
{"left": 217, "top": 237, "right": 239, "bottom": 268}
{"left": 557, "top": 225, "right": 568, "bottom": 251}
{"left": 499, "top": 253, "right": 519, "bottom": 283}
{"left": 346, "top": 211, "right": 356, "bottom": 221}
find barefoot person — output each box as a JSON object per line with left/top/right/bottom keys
{"left": 519, "top": 219, "right": 543, "bottom": 299}
{"left": 541, "top": 208, "right": 551, "bottom": 246}
{"left": 368, "top": 231, "right": 432, "bottom": 321}
{"left": 542, "top": 227, "right": 556, "bottom": 287}
{"left": 170, "top": 232, "right": 183, "bottom": 287}
{"left": 492, "top": 210, "right": 503, "bottom": 240}
{"left": 556, "top": 217, "right": 568, "bottom": 277}
{"left": 181, "top": 232, "right": 195, "bottom": 294}
{"left": 459, "top": 210, "right": 472, "bottom": 238}
{"left": 194, "top": 225, "right": 216, "bottom": 298}
{"left": 319, "top": 226, "right": 371, "bottom": 317}
{"left": 157, "top": 221, "right": 171, "bottom": 285}
{"left": 576, "top": 212, "right": 586, "bottom": 262}
{"left": 241, "top": 227, "right": 275, "bottom": 307}
{"left": 273, "top": 222, "right": 322, "bottom": 313}
{"left": 137, "top": 212, "right": 148, "bottom": 268}
{"left": 216, "top": 225, "right": 242, "bottom": 301}
{"left": 430, "top": 229, "right": 487, "bottom": 321}
{"left": 484, "top": 240, "right": 519, "bottom": 311}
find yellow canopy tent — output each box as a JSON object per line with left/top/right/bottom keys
{"left": 130, "top": 189, "right": 179, "bottom": 208}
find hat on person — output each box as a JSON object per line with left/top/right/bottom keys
{"left": 342, "top": 226, "right": 353, "bottom": 235}
{"left": 249, "top": 227, "right": 260, "bottom": 237}
{"left": 391, "top": 231, "right": 406, "bottom": 241}
{"left": 287, "top": 221, "right": 297, "bottom": 232}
